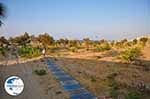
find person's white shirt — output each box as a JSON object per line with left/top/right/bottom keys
{"left": 42, "top": 49, "right": 45, "bottom": 55}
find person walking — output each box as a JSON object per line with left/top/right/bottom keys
{"left": 42, "top": 48, "right": 46, "bottom": 58}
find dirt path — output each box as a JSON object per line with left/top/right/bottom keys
{"left": 0, "top": 58, "right": 69, "bottom": 99}
{"left": 0, "top": 63, "right": 44, "bottom": 99}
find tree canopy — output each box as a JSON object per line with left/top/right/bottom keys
{"left": 9, "top": 32, "right": 31, "bottom": 46}
{"left": 38, "top": 33, "right": 54, "bottom": 48}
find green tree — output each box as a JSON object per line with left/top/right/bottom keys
{"left": 9, "top": 32, "right": 30, "bottom": 46}
{"left": 0, "top": 36, "right": 9, "bottom": 57}
{"left": 133, "top": 39, "right": 137, "bottom": 45}
{"left": 38, "top": 33, "right": 54, "bottom": 48}
{"left": 0, "top": 36, "right": 9, "bottom": 46}
{"left": 99, "top": 39, "right": 105, "bottom": 45}
{"left": 21, "top": 32, "right": 30, "bottom": 45}
{"left": 59, "top": 38, "right": 68, "bottom": 47}
{"left": 121, "top": 39, "right": 128, "bottom": 44}
{"left": 68, "top": 40, "right": 79, "bottom": 47}
{"left": 139, "top": 37, "right": 148, "bottom": 46}
{"left": 83, "top": 38, "right": 91, "bottom": 50}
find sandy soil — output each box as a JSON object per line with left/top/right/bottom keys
{"left": 51, "top": 47, "right": 150, "bottom": 98}
{"left": 0, "top": 46, "right": 149, "bottom": 99}
{"left": 0, "top": 58, "right": 69, "bottom": 99}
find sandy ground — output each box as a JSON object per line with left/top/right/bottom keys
{"left": 51, "top": 47, "right": 150, "bottom": 98}
{"left": 0, "top": 58, "right": 69, "bottom": 99}
{"left": 0, "top": 46, "right": 149, "bottom": 98}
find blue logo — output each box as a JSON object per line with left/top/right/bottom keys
{"left": 4, "top": 76, "right": 24, "bottom": 96}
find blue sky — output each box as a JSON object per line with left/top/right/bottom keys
{"left": 0, "top": 0, "right": 149, "bottom": 40}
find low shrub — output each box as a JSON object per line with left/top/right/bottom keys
{"left": 34, "top": 69, "right": 47, "bottom": 76}
{"left": 110, "top": 87, "right": 119, "bottom": 99}
{"left": 18, "top": 46, "right": 41, "bottom": 58}
{"left": 121, "top": 47, "right": 141, "bottom": 63}
{"left": 94, "top": 46, "right": 102, "bottom": 52}
{"left": 90, "top": 76, "right": 97, "bottom": 82}
{"left": 107, "top": 72, "right": 118, "bottom": 79}
{"left": 95, "top": 56, "right": 102, "bottom": 59}
{"left": 94, "top": 43, "right": 111, "bottom": 52}
{"left": 109, "top": 80, "right": 119, "bottom": 99}
{"left": 126, "top": 90, "right": 143, "bottom": 99}
{"left": 69, "top": 46, "right": 78, "bottom": 52}
{"left": 0, "top": 47, "right": 6, "bottom": 56}
{"left": 101, "top": 43, "right": 111, "bottom": 50}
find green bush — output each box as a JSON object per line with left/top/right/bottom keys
{"left": 121, "top": 47, "right": 141, "bottom": 62}
{"left": 126, "top": 90, "right": 143, "bottom": 99}
{"left": 34, "top": 69, "right": 47, "bottom": 76}
{"left": 94, "top": 43, "right": 111, "bottom": 52}
{"left": 90, "top": 76, "right": 97, "bottom": 82}
{"left": 109, "top": 80, "right": 119, "bottom": 99}
{"left": 110, "top": 88, "right": 119, "bottom": 99}
{"left": 102, "top": 43, "right": 111, "bottom": 50}
{"left": 69, "top": 46, "right": 78, "bottom": 52}
{"left": 0, "top": 47, "right": 6, "bottom": 56}
{"left": 18, "top": 46, "right": 41, "bottom": 58}
{"left": 94, "top": 46, "right": 103, "bottom": 52}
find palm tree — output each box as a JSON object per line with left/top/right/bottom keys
{"left": 0, "top": 3, "right": 6, "bottom": 26}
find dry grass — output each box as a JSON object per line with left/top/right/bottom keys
{"left": 51, "top": 46, "right": 150, "bottom": 98}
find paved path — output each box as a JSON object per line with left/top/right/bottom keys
{"left": 47, "top": 59, "right": 97, "bottom": 99}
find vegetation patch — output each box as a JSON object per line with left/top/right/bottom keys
{"left": 90, "top": 75, "right": 97, "bottom": 82}
{"left": 34, "top": 69, "right": 47, "bottom": 76}
{"left": 125, "top": 89, "right": 143, "bottom": 99}
{"left": 94, "top": 43, "right": 111, "bottom": 52}
{"left": 120, "top": 47, "right": 141, "bottom": 63}
{"left": 69, "top": 46, "right": 78, "bottom": 52}
{"left": 107, "top": 73, "right": 119, "bottom": 99}
{"left": 0, "top": 47, "right": 6, "bottom": 56}
{"left": 19, "top": 46, "right": 41, "bottom": 58}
